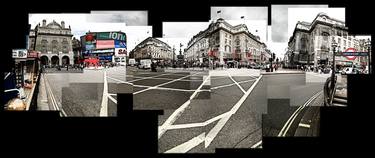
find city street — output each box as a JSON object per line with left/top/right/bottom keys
{"left": 41, "top": 66, "right": 126, "bottom": 116}
{"left": 155, "top": 68, "right": 330, "bottom": 153}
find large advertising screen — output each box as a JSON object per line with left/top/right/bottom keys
{"left": 96, "top": 40, "right": 115, "bottom": 49}
{"left": 115, "top": 40, "right": 127, "bottom": 48}
{"left": 96, "top": 32, "right": 126, "bottom": 41}
{"left": 115, "top": 48, "right": 127, "bottom": 57}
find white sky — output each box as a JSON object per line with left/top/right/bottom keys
{"left": 288, "top": 8, "right": 345, "bottom": 39}
{"left": 162, "top": 22, "right": 210, "bottom": 38}
{"left": 89, "top": 11, "right": 148, "bottom": 25}
{"left": 210, "top": 7, "right": 268, "bottom": 21}
{"left": 29, "top": 13, "right": 151, "bottom": 51}
{"left": 266, "top": 26, "right": 287, "bottom": 59}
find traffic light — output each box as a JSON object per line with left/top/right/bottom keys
{"left": 272, "top": 53, "right": 276, "bottom": 61}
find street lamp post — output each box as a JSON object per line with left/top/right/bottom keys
{"left": 331, "top": 39, "right": 338, "bottom": 90}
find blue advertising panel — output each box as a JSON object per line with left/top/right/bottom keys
{"left": 115, "top": 40, "right": 127, "bottom": 48}
{"left": 98, "top": 56, "right": 112, "bottom": 60}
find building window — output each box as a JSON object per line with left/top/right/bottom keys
{"left": 236, "top": 40, "right": 240, "bottom": 46}
{"left": 51, "top": 40, "right": 58, "bottom": 54}
{"left": 225, "top": 39, "right": 227, "bottom": 44}
{"left": 229, "top": 40, "right": 231, "bottom": 45}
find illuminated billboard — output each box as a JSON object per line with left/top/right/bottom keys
{"left": 96, "top": 40, "right": 115, "bottom": 49}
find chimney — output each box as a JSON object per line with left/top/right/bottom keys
{"left": 42, "top": 19, "right": 46, "bottom": 26}
{"left": 61, "top": 21, "right": 65, "bottom": 28}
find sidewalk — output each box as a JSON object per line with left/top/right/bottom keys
{"left": 37, "top": 74, "right": 50, "bottom": 110}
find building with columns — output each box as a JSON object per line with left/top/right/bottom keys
{"left": 286, "top": 13, "right": 369, "bottom": 69}
{"left": 28, "top": 19, "right": 74, "bottom": 66}
{"left": 184, "top": 18, "right": 268, "bottom": 65}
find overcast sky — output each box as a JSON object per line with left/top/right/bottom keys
{"left": 271, "top": 5, "right": 328, "bottom": 43}
{"left": 89, "top": 11, "right": 148, "bottom": 25}
{"left": 163, "top": 22, "right": 210, "bottom": 38}
{"left": 29, "top": 13, "right": 151, "bottom": 51}
{"left": 210, "top": 7, "right": 268, "bottom": 21}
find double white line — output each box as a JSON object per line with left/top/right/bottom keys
{"left": 44, "top": 74, "right": 67, "bottom": 117}
{"left": 278, "top": 90, "right": 322, "bottom": 137}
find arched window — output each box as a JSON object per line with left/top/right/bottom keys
{"left": 41, "top": 39, "right": 48, "bottom": 53}
{"left": 62, "top": 38, "right": 69, "bottom": 53}
{"left": 51, "top": 40, "right": 58, "bottom": 54}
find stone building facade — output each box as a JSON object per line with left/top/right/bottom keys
{"left": 286, "top": 13, "right": 369, "bottom": 69}
{"left": 184, "top": 18, "right": 269, "bottom": 65}
{"left": 129, "top": 37, "right": 173, "bottom": 62}
{"left": 29, "top": 19, "right": 74, "bottom": 66}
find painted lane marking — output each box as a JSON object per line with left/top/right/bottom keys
{"left": 278, "top": 91, "right": 322, "bottom": 137}
{"left": 204, "top": 75, "right": 263, "bottom": 148}
{"left": 107, "top": 94, "right": 117, "bottom": 104}
{"left": 227, "top": 72, "right": 246, "bottom": 94}
{"left": 100, "top": 71, "right": 108, "bottom": 116}
{"left": 134, "top": 72, "right": 203, "bottom": 95}
{"left": 165, "top": 111, "right": 232, "bottom": 130}
{"left": 298, "top": 123, "right": 311, "bottom": 128}
{"left": 164, "top": 133, "right": 206, "bottom": 153}
{"left": 211, "top": 78, "right": 257, "bottom": 90}
{"left": 44, "top": 74, "right": 67, "bottom": 116}
{"left": 251, "top": 140, "right": 262, "bottom": 148}
{"left": 158, "top": 73, "right": 211, "bottom": 139}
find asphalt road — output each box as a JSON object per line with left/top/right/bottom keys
{"left": 262, "top": 73, "right": 325, "bottom": 137}
{"left": 146, "top": 68, "right": 265, "bottom": 153}
{"left": 42, "top": 66, "right": 126, "bottom": 116}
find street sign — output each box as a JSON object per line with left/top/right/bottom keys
{"left": 12, "top": 49, "right": 27, "bottom": 58}
{"left": 342, "top": 48, "right": 357, "bottom": 60}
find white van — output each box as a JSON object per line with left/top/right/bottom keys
{"left": 138, "top": 59, "right": 151, "bottom": 69}
{"left": 128, "top": 58, "right": 136, "bottom": 66}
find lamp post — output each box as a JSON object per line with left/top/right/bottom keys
{"left": 365, "top": 38, "right": 371, "bottom": 74}
{"left": 331, "top": 39, "right": 338, "bottom": 90}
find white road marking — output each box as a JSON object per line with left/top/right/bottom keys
{"left": 107, "top": 76, "right": 132, "bottom": 84}
{"left": 204, "top": 75, "right": 263, "bottom": 148}
{"left": 164, "top": 132, "right": 206, "bottom": 153}
{"left": 128, "top": 72, "right": 176, "bottom": 83}
{"left": 134, "top": 72, "right": 203, "bottom": 95}
{"left": 278, "top": 91, "right": 322, "bottom": 137}
{"left": 251, "top": 140, "right": 262, "bottom": 148}
{"left": 298, "top": 123, "right": 311, "bottom": 128}
{"left": 158, "top": 73, "right": 211, "bottom": 139}
{"left": 100, "top": 71, "right": 108, "bottom": 117}
{"left": 165, "top": 111, "right": 232, "bottom": 130}
{"left": 211, "top": 78, "right": 256, "bottom": 90}
{"left": 107, "top": 94, "right": 117, "bottom": 104}
{"left": 44, "top": 74, "right": 67, "bottom": 116}
{"left": 227, "top": 72, "right": 246, "bottom": 94}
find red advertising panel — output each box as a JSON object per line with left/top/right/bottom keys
{"left": 96, "top": 40, "right": 115, "bottom": 49}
